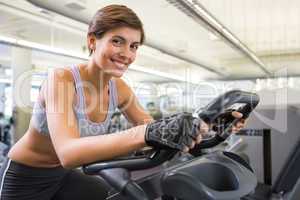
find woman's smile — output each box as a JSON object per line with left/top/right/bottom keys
{"left": 110, "top": 58, "right": 128, "bottom": 72}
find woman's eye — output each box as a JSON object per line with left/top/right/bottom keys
{"left": 131, "top": 44, "right": 139, "bottom": 51}
{"left": 112, "top": 39, "right": 123, "bottom": 46}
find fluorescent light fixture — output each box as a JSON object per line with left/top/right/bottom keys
{"left": 193, "top": 5, "right": 223, "bottom": 30}
{"left": 221, "top": 28, "right": 240, "bottom": 44}
{"left": 0, "top": 35, "right": 17, "bottom": 44}
{"left": 0, "top": 78, "right": 12, "bottom": 84}
{"left": 167, "top": 0, "right": 271, "bottom": 76}
{"left": 18, "top": 39, "right": 89, "bottom": 60}
{"left": 0, "top": 34, "right": 88, "bottom": 60}
{"left": 0, "top": 35, "right": 198, "bottom": 84}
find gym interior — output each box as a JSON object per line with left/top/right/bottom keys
{"left": 0, "top": 0, "right": 299, "bottom": 200}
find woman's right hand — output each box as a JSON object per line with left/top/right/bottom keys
{"left": 144, "top": 113, "right": 209, "bottom": 153}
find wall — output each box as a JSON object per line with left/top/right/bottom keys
{"left": 246, "top": 105, "right": 300, "bottom": 184}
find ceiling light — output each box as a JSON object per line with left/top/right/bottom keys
{"left": 0, "top": 35, "right": 17, "bottom": 44}
{"left": 166, "top": 0, "right": 271, "bottom": 76}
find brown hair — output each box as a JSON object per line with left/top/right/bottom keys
{"left": 87, "top": 5, "right": 145, "bottom": 55}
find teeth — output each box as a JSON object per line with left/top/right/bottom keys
{"left": 113, "top": 61, "right": 126, "bottom": 68}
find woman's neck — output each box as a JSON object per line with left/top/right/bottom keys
{"left": 81, "top": 61, "right": 111, "bottom": 92}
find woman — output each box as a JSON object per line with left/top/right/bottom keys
{"left": 0, "top": 4, "right": 245, "bottom": 200}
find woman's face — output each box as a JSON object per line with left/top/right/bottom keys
{"left": 90, "top": 26, "right": 141, "bottom": 77}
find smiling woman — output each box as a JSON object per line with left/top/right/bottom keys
{"left": 0, "top": 4, "right": 241, "bottom": 200}
{"left": 0, "top": 5, "right": 154, "bottom": 200}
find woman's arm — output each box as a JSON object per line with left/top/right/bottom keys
{"left": 114, "top": 78, "right": 154, "bottom": 125}
{"left": 44, "top": 68, "right": 147, "bottom": 169}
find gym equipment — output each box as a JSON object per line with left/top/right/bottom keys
{"left": 288, "top": 177, "right": 300, "bottom": 200}
{"left": 243, "top": 138, "right": 300, "bottom": 200}
{"left": 83, "top": 90, "right": 260, "bottom": 200}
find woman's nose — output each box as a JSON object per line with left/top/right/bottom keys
{"left": 119, "top": 46, "right": 134, "bottom": 59}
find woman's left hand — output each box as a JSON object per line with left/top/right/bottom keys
{"left": 231, "top": 111, "right": 247, "bottom": 134}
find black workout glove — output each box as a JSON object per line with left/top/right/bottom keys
{"left": 145, "top": 112, "right": 202, "bottom": 151}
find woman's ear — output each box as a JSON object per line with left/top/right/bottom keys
{"left": 87, "top": 34, "right": 97, "bottom": 53}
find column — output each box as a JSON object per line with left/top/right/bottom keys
{"left": 11, "top": 47, "right": 32, "bottom": 141}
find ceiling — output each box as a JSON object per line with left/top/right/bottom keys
{"left": 0, "top": 0, "right": 299, "bottom": 83}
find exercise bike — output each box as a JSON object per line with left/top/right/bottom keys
{"left": 83, "top": 90, "right": 260, "bottom": 200}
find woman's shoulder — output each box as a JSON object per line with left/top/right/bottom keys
{"left": 40, "top": 66, "right": 76, "bottom": 100}
{"left": 47, "top": 66, "right": 74, "bottom": 82}
{"left": 113, "top": 78, "right": 133, "bottom": 94}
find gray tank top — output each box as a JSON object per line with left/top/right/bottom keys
{"left": 31, "top": 66, "right": 119, "bottom": 137}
